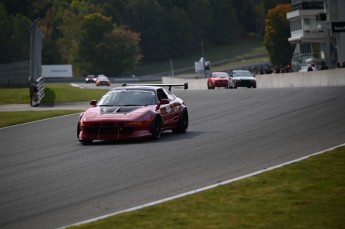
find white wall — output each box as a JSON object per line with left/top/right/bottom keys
{"left": 256, "top": 68, "right": 345, "bottom": 88}
{"left": 162, "top": 68, "right": 345, "bottom": 89}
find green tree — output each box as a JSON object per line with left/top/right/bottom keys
{"left": 10, "top": 14, "right": 31, "bottom": 61}
{"left": 0, "top": 2, "right": 12, "bottom": 63}
{"left": 126, "top": 0, "right": 169, "bottom": 61}
{"left": 0, "top": 3, "right": 31, "bottom": 63}
{"left": 264, "top": 4, "right": 294, "bottom": 66}
{"left": 210, "top": 0, "right": 244, "bottom": 44}
{"left": 55, "top": 1, "right": 96, "bottom": 74}
{"left": 93, "top": 26, "right": 142, "bottom": 75}
{"left": 178, "top": 0, "right": 213, "bottom": 49}
{"left": 78, "top": 13, "right": 113, "bottom": 74}
{"left": 165, "top": 6, "right": 194, "bottom": 57}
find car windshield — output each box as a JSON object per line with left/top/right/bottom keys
{"left": 98, "top": 90, "right": 156, "bottom": 106}
{"left": 233, "top": 71, "right": 252, "bottom": 77}
{"left": 212, "top": 72, "right": 229, "bottom": 78}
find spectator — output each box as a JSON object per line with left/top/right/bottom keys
{"left": 307, "top": 64, "right": 313, "bottom": 71}
{"left": 312, "top": 63, "right": 316, "bottom": 71}
{"left": 320, "top": 62, "right": 328, "bottom": 70}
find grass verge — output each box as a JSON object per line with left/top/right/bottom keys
{"left": 0, "top": 110, "right": 82, "bottom": 128}
{"left": 70, "top": 146, "right": 345, "bottom": 229}
{"left": 42, "top": 83, "right": 106, "bottom": 103}
{"left": 0, "top": 83, "right": 105, "bottom": 127}
{"left": 0, "top": 83, "right": 106, "bottom": 105}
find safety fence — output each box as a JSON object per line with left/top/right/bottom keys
{"left": 0, "top": 61, "right": 30, "bottom": 88}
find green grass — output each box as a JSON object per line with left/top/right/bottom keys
{"left": 42, "top": 83, "right": 106, "bottom": 103}
{"left": 0, "top": 83, "right": 106, "bottom": 127}
{"left": 0, "top": 88, "right": 32, "bottom": 104}
{"left": 70, "top": 146, "right": 345, "bottom": 229}
{"left": 0, "top": 110, "right": 82, "bottom": 127}
{"left": 0, "top": 83, "right": 106, "bottom": 105}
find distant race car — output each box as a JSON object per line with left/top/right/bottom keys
{"left": 85, "top": 75, "right": 97, "bottom": 83}
{"left": 95, "top": 75, "right": 111, "bottom": 86}
{"left": 207, "top": 72, "right": 230, "bottom": 89}
{"left": 229, "top": 70, "right": 256, "bottom": 88}
{"left": 77, "top": 83, "right": 189, "bottom": 143}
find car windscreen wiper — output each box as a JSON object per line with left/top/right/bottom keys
{"left": 99, "top": 104, "right": 118, "bottom": 107}
{"left": 121, "top": 104, "right": 142, "bottom": 106}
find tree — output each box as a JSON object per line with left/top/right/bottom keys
{"left": 264, "top": 4, "right": 294, "bottom": 66}
{"left": 126, "top": 0, "right": 169, "bottom": 61}
{"left": 79, "top": 13, "right": 113, "bottom": 62}
{"left": 210, "top": 0, "right": 244, "bottom": 44}
{"left": 78, "top": 12, "right": 142, "bottom": 76}
{"left": 0, "top": 3, "right": 31, "bottom": 63}
{"left": 10, "top": 14, "right": 31, "bottom": 61}
{"left": 93, "top": 26, "right": 142, "bottom": 76}
{"left": 165, "top": 6, "right": 194, "bottom": 57}
{"left": 0, "top": 2, "right": 12, "bottom": 63}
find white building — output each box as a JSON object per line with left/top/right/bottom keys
{"left": 287, "top": 0, "right": 345, "bottom": 71}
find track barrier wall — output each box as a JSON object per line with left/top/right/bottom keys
{"left": 162, "top": 68, "right": 345, "bottom": 89}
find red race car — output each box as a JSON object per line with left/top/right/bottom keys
{"left": 77, "top": 84, "right": 189, "bottom": 144}
{"left": 207, "top": 71, "right": 230, "bottom": 89}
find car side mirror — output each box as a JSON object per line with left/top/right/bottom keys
{"left": 160, "top": 98, "right": 169, "bottom": 105}
{"left": 90, "top": 100, "right": 97, "bottom": 106}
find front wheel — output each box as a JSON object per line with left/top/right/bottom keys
{"left": 172, "top": 110, "right": 189, "bottom": 134}
{"left": 151, "top": 116, "right": 162, "bottom": 140}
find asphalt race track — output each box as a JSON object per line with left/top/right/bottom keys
{"left": 1, "top": 87, "right": 345, "bottom": 229}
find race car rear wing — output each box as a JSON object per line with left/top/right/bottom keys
{"left": 122, "top": 83, "right": 188, "bottom": 91}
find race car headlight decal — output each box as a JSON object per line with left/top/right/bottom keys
{"left": 80, "top": 118, "right": 87, "bottom": 126}
{"left": 128, "top": 121, "right": 145, "bottom": 126}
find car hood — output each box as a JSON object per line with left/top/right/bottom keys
{"left": 82, "top": 106, "right": 151, "bottom": 120}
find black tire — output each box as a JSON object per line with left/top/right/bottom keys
{"left": 79, "top": 139, "right": 93, "bottom": 144}
{"left": 151, "top": 116, "right": 162, "bottom": 140}
{"left": 172, "top": 109, "right": 189, "bottom": 134}
{"left": 77, "top": 123, "right": 81, "bottom": 138}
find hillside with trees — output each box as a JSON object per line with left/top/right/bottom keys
{"left": 0, "top": 0, "right": 290, "bottom": 77}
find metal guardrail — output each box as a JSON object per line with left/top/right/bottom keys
{"left": 30, "top": 76, "right": 45, "bottom": 107}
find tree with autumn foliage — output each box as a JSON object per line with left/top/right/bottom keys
{"left": 79, "top": 13, "right": 142, "bottom": 76}
{"left": 264, "top": 4, "right": 294, "bottom": 67}
{"left": 1, "top": 0, "right": 293, "bottom": 76}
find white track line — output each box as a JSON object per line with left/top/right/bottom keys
{"left": 59, "top": 142, "right": 345, "bottom": 229}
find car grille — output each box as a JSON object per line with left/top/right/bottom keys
{"left": 84, "top": 123, "right": 133, "bottom": 135}
{"left": 237, "top": 80, "right": 252, "bottom": 86}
